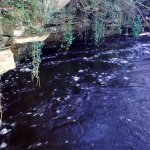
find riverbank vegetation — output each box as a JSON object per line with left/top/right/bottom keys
{"left": 1, "top": 0, "right": 149, "bottom": 44}
{"left": 0, "top": 0, "right": 149, "bottom": 81}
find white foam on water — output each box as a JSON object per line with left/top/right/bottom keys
{"left": 123, "top": 77, "right": 129, "bottom": 80}
{"left": 56, "top": 110, "right": 60, "bottom": 114}
{"left": 67, "top": 116, "right": 71, "bottom": 120}
{"left": 0, "top": 142, "right": 7, "bottom": 148}
{"left": 83, "top": 57, "right": 88, "bottom": 60}
{"left": 78, "top": 69, "right": 84, "bottom": 73}
{"left": 98, "top": 78, "right": 103, "bottom": 82}
{"left": 142, "top": 43, "right": 150, "bottom": 47}
{"left": 20, "top": 68, "right": 32, "bottom": 72}
{"left": 73, "top": 76, "right": 80, "bottom": 81}
{"left": 0, "top": 128, "right": 8, "bottom": 135}
{"left": 65, "top": 140, "right": 69, "bottom": 144}
{"left": 120, "top": 60, "right": 129, "bottom": 64}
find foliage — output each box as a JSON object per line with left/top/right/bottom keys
{"left": 61, "top": 13, "right": 74, "bottom": 50}
{"left": 61, "top": 3, "right": 77, "bottom": 50}
{"left": 1, "top": 0, "right": 149, "bottom": 46}
{"left": 92, "top": 13, "right": 104, "bottom": 45}
{"left": 131, "top": 15, "right": 144, "bottom": 38}
{"left": 0, "top": 75, "right": 3, "bottom": 120}
{"left": 73, "top": 0, "right": 148, "bottom": 45}
{"left": 0, "top": 0, "right": 56, "bottom": 34}
{"left": 30, "top": 42, "right": 43, "bottom": 86}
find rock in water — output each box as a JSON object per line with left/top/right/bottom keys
{"left": 0, "top": 49, "right": 16, "bottom": 75}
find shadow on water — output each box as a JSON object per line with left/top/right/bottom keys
{"left": 0, "top": 37, "right": 150, "bottom": 150}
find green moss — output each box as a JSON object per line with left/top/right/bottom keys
{"left": 2, "top": 19, "right": 13, "bottom": 36}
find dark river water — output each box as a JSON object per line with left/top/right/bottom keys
{"left": 0, "top": 37, "right": 150, "bottom": 150}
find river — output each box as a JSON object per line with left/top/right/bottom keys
{"left": 0, "top": 37, "right": 150, "bottom": 150}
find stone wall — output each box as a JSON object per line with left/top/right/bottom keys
{"left": 0, "top": 0, "right": 71, "bottom": 75}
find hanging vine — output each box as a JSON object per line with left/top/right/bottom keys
{"left": 61, "top": 18, "right": 74, "bottom": 50}
{"left": 31, "top": 42, "right": 43, "bottom": 86}
{"left": 131, "top": 15, "right": 144, "bottom": 38}
{"left": 117, "top": 14, "right": 123, "bottom": 35}
{"left": 1, "top": 0, "right": 149, "bottom": 49}
{"left": 84, "top": 13, "right": 88, "bottom": 48}
{"left": 92, "top": 13, "right": 104, "bottom": 45}
{"left": 61, "top": 3, "right": 76, "bottom": 50}
{"left": 0, "top": 75, "right": 4, "bottom": 121}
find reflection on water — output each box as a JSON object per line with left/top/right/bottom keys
{"left": 1, "top": 38, "right": 150, "bottom": 150}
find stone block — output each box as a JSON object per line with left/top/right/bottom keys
{"left": 0, "top": 49, "right": 16, "bottom": 75}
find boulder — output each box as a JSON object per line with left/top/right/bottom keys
{"left": 44, "top": 0, "right": 70, "bottom": 10}
{"left": 57, "top": 0, "right": 70, "bottom": 9}
{"left": 0, "top": 49, "right": 16, "bottom": 75}
{"left": 139, "top": 32, "right": 150, "bottom": 36}
{"left": 14, "top": 34, "right": 50, "bottom": 44}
